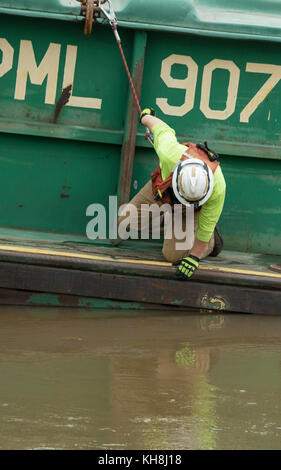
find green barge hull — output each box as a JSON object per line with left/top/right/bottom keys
{"left": 0, "top": 0, "right": 280, "bottom": 315}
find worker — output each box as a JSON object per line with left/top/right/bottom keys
{"left": 114, "top": 108, "right": 226, "bottom": 280}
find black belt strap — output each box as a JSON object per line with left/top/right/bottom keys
{"left": 196, "top": 141, "right": 219, "bottom": 162}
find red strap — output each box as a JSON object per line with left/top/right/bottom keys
{"left": 113, "top": 24, "right": 142, "bottom": 115}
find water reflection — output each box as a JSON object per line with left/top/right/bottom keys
{"left": 0, "top": 307, "right": 281, "bottom": 450}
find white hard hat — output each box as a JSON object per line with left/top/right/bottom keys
{"left": 172, "top": 156, "right": 214, "bottom": 207}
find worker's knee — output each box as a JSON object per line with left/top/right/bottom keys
{"left": 162, "top": 246, "right": 182, "bottom": 264}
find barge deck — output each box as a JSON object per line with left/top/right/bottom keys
{"left": 0, "top": 230, "right": 280, "bottom": 315}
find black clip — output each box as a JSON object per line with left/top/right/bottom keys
{"left": 196, "top": 141, "right": 219, "bottom": 162}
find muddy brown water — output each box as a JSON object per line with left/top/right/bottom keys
{"left": 0, "top": 306, "right": 281, "bottom": 450}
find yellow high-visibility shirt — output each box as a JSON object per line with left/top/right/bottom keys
{"left": 151, "top": 121, "right": 226, "bottom": 242}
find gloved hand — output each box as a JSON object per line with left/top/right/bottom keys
{"left": 174, "top": 254, "right": 199, "bottom": 280}
{"left": 140, "top": 107, "right": 155, "bottom": 123}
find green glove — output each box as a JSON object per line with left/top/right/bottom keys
{"left": 140, "top": 107, "right": 155, "bottom": 123}
{"left": 174, "top": 254, "right": 199, "bottom": 280}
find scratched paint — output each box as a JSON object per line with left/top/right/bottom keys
{"left": 200, "top": 295, "right": 230, "bottom": 311}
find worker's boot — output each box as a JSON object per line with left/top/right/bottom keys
{"left": 209, "top": 225, "right": 224, "bottom": 257}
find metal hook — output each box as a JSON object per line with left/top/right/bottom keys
{"left": 99, "top": 0, "right": 117, "bottom": 26}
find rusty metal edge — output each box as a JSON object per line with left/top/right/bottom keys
{"left": 0, "top": 250, "right": 280, "bottom": 290}
{"left": 0, "top": 260, "right": 279, "bottom": 315}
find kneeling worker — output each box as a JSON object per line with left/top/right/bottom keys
{"left": 116, "top": 108, "right": 226, "bottom": 280}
